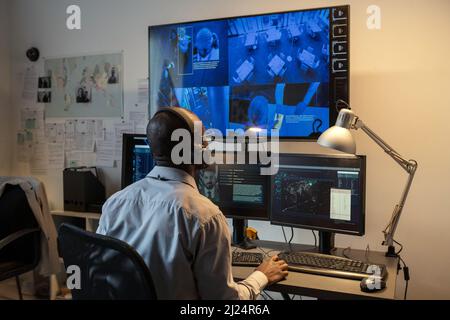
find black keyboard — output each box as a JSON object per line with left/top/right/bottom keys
{"left": 232, "top": 252, "right": 264, "bottom": 267}
{"left": 278, "top": 251, "right": 387, "bottom": 281}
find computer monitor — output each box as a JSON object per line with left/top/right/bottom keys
{"left": 149, "top": 5, "right": 349, "bottom": 139}
{"left": 271, "top": 154, "right": 365, "bottom": 253}
{"left": 121, "top": 134, "right": 155, "bottom": 189}
{"left": 196, "top": 163, "right": 270, "bottom": 221}
{"left": 196, "top": 162, "right": 271, "bottom": 249}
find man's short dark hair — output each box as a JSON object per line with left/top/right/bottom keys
{"left": 146, "top": 111, "right": 190, "bottom": 164}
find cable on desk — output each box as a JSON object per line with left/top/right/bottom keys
{"left": 365, "top": 244, "right": 372, "bottom": 264}
{"left": 257, "top": 246, "right": 268, "bottom": 256}
{"left": 263, "top": 291, "right": 274, "bottom": 300}
{"left": 256, "top": 246, "right": 279, "bottom": 259}
{"left": 342, "top": 246, "right": 351, "bottom": 259}
{"left": 281, "top": 227, "right": 293, "bottom": 252}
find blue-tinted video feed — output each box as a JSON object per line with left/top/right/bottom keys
{"left": 228, "top": 9, "right": 330, "bottom": 85}
{"left": 149, "top": 8, "right": 332, "bottom": 138}
{"left": 229, "top": 83, "right": 329, "bottom": 137}
{"left": 173, "top": 86, "right": 230, "bottom": 133}
{"left": 150, "top": 20, "right": 228, "bottom": 92}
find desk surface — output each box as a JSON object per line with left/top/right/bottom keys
{"left": 232, "top": 241, "right": 398, "bottom": 300}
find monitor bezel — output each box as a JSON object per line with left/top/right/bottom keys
{"left": 148, "top": 5, "right": 350, "bottom": 141}
{"left": 269, "top": 153, "right": 366, "bottom": 236}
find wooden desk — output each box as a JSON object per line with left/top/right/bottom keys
{"left": 51, "top": 210, "right": 101, "bottom": 232}
{"left": 232, "top": 241, "right": 399, "bottom": 300}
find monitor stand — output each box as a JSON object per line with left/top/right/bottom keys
{"left": 232, "top": 218, "right": 257, "bottom": 250}
{"left": 317, "top": 231, "right": 335, "bottom": 255}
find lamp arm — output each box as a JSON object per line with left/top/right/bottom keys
{"left": 354, "top": 120, "right": 414, "bottom": 172}
{"left": 354, "top": 119, "right": 418, "bottom": 250}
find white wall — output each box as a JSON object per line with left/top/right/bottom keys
{"left": 0, "top": 0, "right": 12, "bottom": 175}
{"left": 7, "top": 0, "right": 450, "bottom": 299}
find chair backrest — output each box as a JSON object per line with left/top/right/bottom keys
{"left": 0, "top": 184, "right": 40, "bottom": 266}
{"left": 58, "top": 223, "right": 157, "bottom": 300}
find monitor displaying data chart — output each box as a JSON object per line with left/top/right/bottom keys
{"left": 270, "top": 154, "right": 365, "bottom": 235}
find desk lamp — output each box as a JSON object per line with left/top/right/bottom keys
{"left": 317, "top": 102, "right": 418, "bottom": 257}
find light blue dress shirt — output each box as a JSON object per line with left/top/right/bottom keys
{"left": 97, "top": 166, "right": 268, "bottom": 300}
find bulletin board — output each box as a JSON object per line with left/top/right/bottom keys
{"left": 44, "top": 52, "right": 124, "bottom": 118}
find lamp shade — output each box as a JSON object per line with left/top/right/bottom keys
{"left": 317, "top": 126, "right": 356, "bottom": 154}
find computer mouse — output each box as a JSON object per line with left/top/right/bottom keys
{"left": 360, "top": 277, "right": 386, "bottom": 293}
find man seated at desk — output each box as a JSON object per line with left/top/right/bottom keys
{"left": 97, "top": 107, "right": 288, "bottom": 300}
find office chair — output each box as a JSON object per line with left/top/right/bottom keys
{"left": 0, "top": 184, "right": 41, "bottom": 300}
{"left": 58, "top": 223, "right": 157, "bottom": 300}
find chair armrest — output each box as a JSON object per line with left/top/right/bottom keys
{"left": 0, "top": 228, "right": 41, "bottom": 251}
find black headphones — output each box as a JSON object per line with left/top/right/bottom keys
{"left": 154, "top": 107, "right": 210, "bottom": 169}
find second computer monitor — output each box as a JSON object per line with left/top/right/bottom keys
{"left": 197, "top": 163, "right": 270, "bottom": 220}
{"left": 121, "top": 134, "right": 155, "bottom": 189}
{"left": 271, "top": 154, "right": 366, "bottom": 235}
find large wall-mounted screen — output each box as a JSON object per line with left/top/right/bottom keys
{"left": 149, "top": 6, "right": 349, "bottom": 139}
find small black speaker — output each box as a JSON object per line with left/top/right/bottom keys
{"left": 63, "top": 167, "right": 106, "bottom": 213}
{"left": 26, "top": 47, "right": 40, "bottom": 62}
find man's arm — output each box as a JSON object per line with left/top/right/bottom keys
{"left": 192, "top": 213, "right": 288, "bottom": 300}
{"left": 192, "top": 213, "right": 264, "bottom": 299}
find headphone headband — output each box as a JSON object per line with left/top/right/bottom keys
{"left": 153, "top": 107, "right": 210, "bottom": 169}
{"left": 155, "top": 107, "right": 200, "bottom": 135}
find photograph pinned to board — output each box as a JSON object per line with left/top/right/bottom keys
{"left": 76, "top": 86, "right": 91, "bottom": 103}
{"left": 44, "top": 52, "right": 124, "bottom": 118}
{"left": 37, "top": 91, "right": 51, "bottom": 103}
{"left": 38, "top": 76, "right": 52, "bottom": 89}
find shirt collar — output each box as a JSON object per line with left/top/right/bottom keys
{"left": 147, "top": 166, "right": 198, "bottom": 191}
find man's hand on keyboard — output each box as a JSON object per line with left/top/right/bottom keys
{"left": 256, "top": 255, "right": 289, "bottom": 285}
